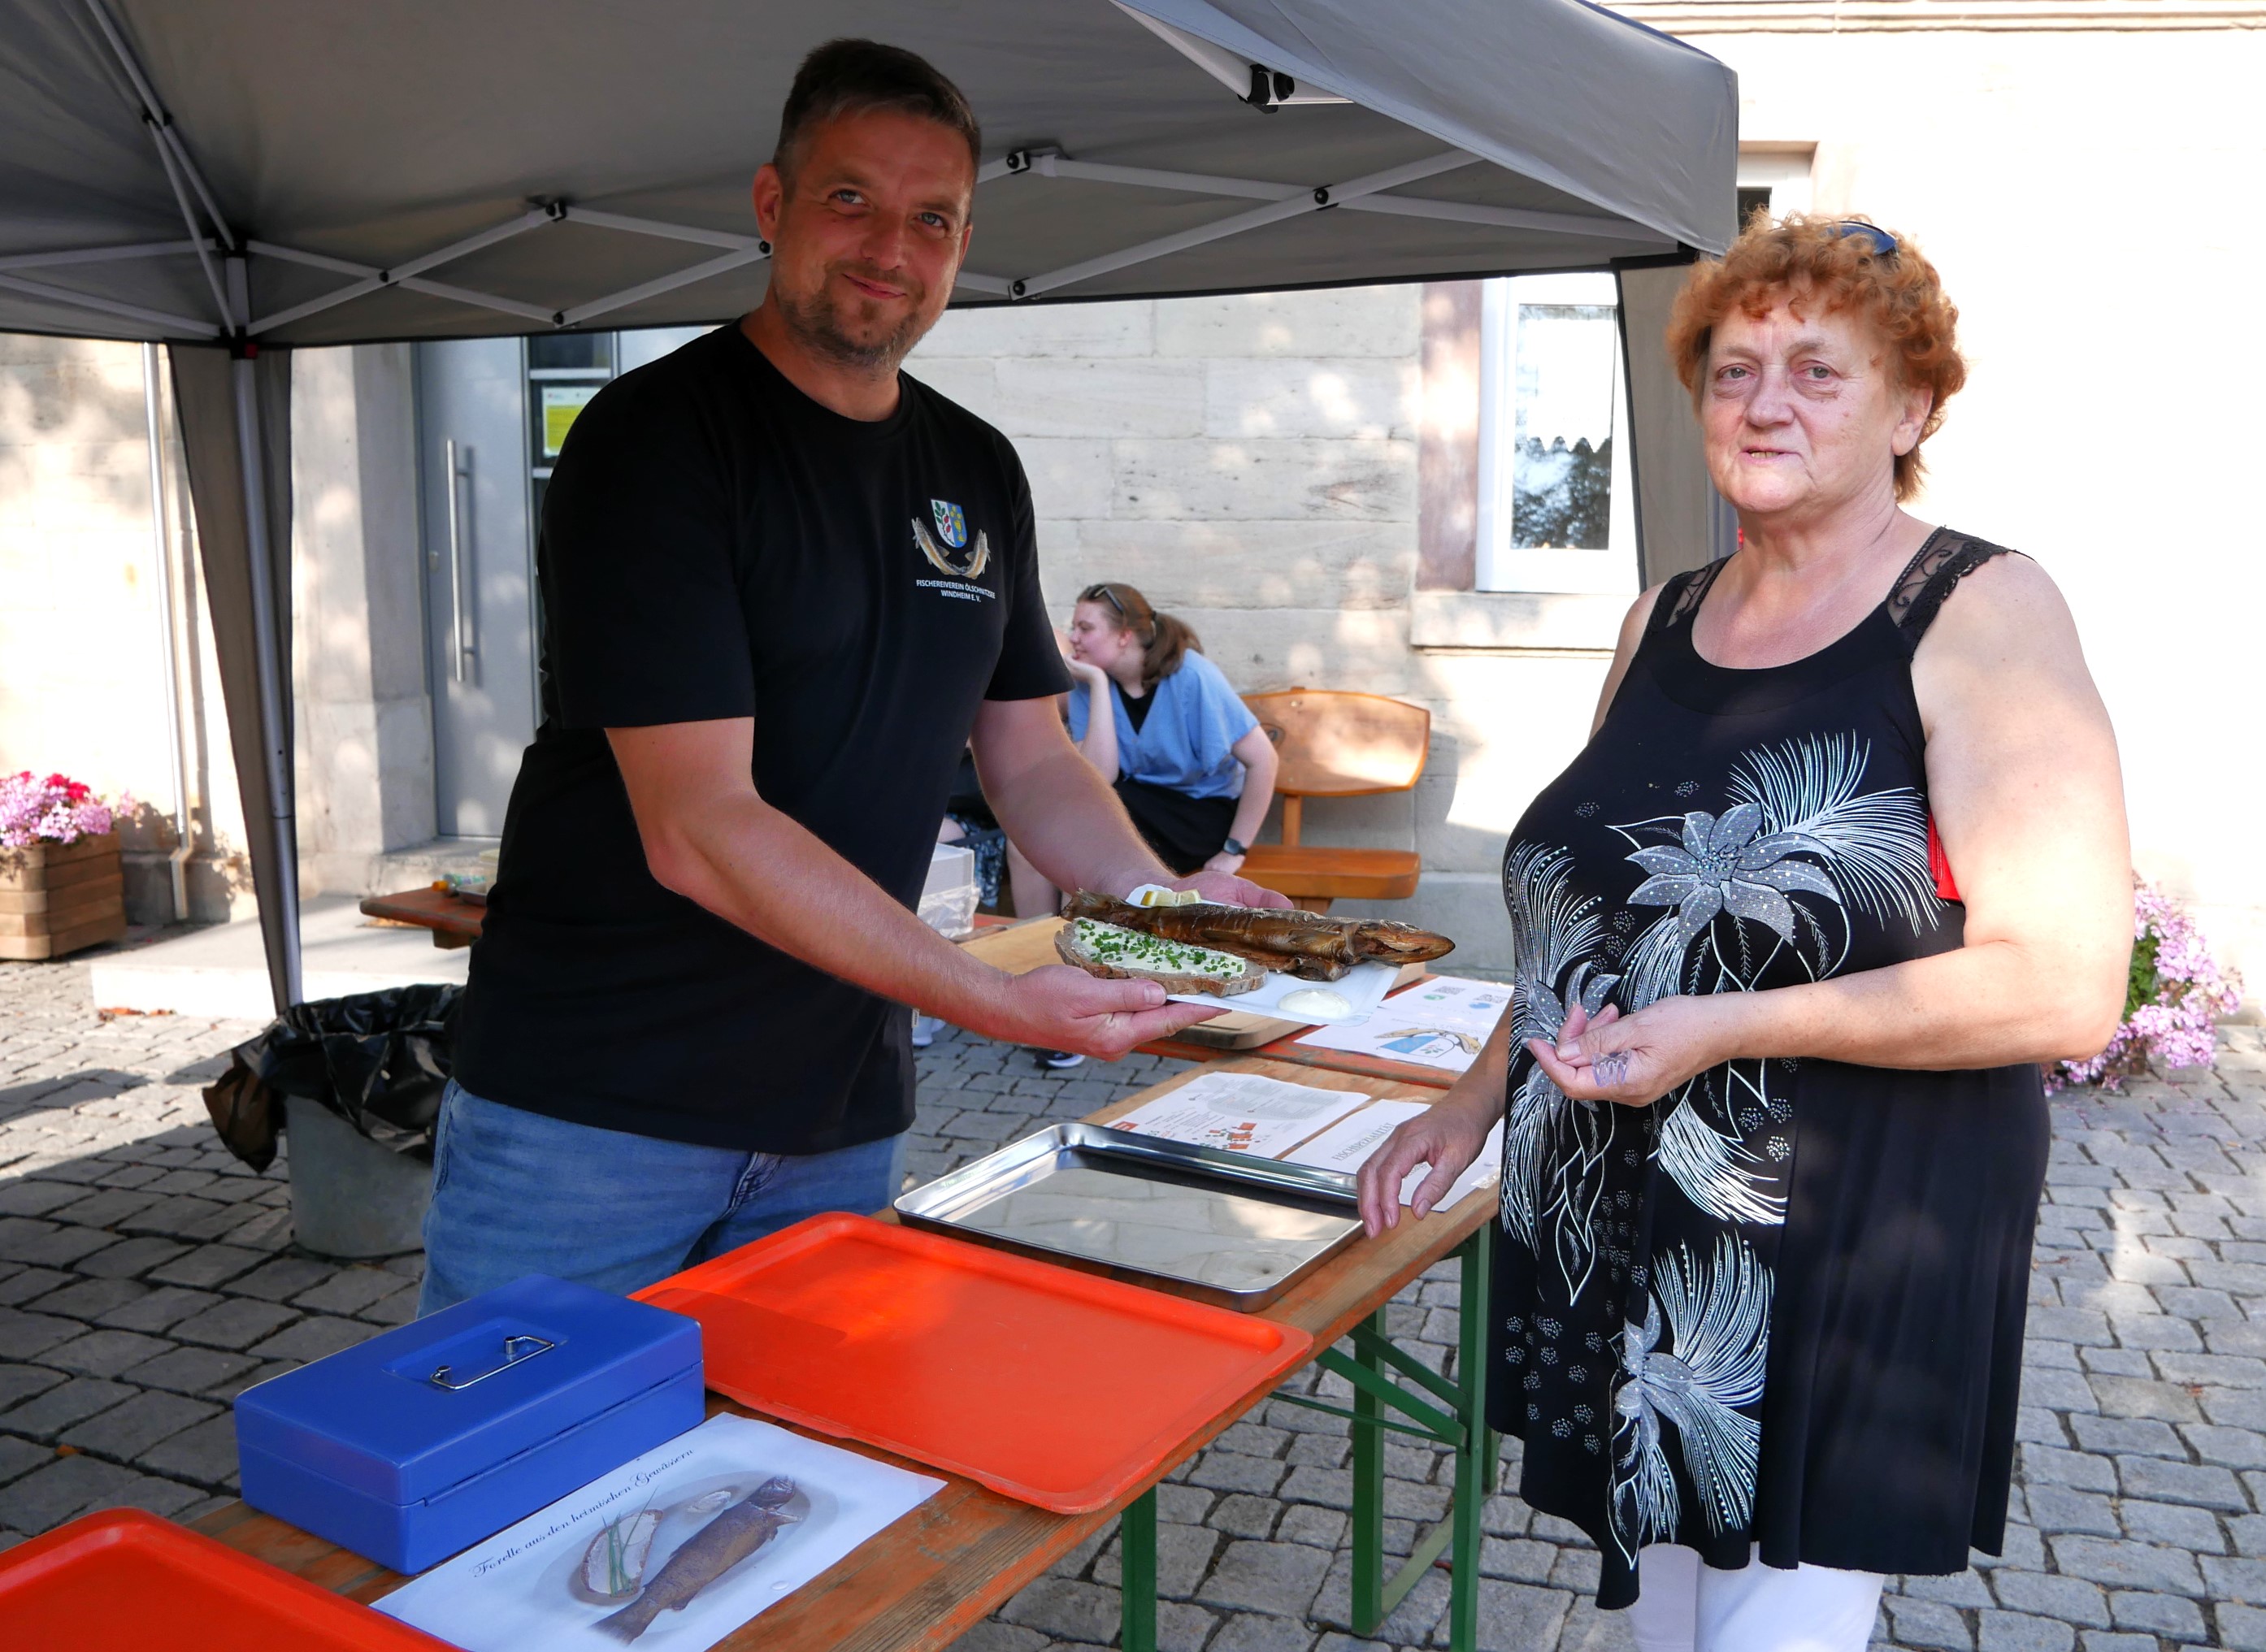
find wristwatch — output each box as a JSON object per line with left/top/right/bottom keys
{"left": 1221, "top": 836, "right": 1249, "bottom": 856}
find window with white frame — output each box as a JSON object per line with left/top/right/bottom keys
{"left": 1474, "top": 272, "right": 1637, "bottom": 595}
{"left": 1737, "top": 148, "right": 1813, "bottom": 229}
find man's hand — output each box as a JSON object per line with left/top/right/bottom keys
{"left": 986, "top": 964, "right": 1221, "bottom": 1058}
{"left": 1172, "top": 869, "right": 1293, "bottom": 909}
{"left": 1354, "top": 1091, "right": 1498, "bottom": 1237}
{"left": 1200, "top": 850, "right": 1248, "bottom": 877}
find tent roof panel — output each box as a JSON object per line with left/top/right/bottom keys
{"left": 0, "top": 0, "right": 1734, "bottom": 345}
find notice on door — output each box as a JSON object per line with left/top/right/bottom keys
{"left": 541, "top": 385, "right": 601, "bottom": 457}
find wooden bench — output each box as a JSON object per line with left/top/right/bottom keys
{"left": 1237, "top": 689, "right": 1428, "bottom": 911}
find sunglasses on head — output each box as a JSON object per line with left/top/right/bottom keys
{"left": 1830, "top": 220, "right": 1898, "bottom": 259}
{"left": 1081, "top": 584, "right": 1126, "bottom": 618}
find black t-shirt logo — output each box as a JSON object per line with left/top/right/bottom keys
{"left": 913, "top": 498, "right": 991, "bottom": 580}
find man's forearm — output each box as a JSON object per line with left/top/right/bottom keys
{"left": 988, "top": 737, "right": 1170, "bottom": 898}
{"left": 649, "top": 792, "right": 1013, "bottom": 1028}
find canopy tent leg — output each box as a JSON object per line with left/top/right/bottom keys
{"left": 232, "top": 350, "right": 303, "bottom": 1010}
{"left": 169, "top": 336, "right": 302, "bottom": 1013}
{"left": 1617, "top": 258, "right": 1736, "bottom": 586}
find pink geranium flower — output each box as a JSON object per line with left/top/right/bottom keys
{"left": 0, "top": 770, "right": 129, "bottom": 848}
{"left": 2047, "top": 878, "right": 2242, "bottom": 1094}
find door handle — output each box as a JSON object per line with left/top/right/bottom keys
{"left": 442, "top": 438, "right": 478, "bottom": 684}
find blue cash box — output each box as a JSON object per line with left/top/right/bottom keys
{"left": 236, "top": 1274, "right": 704, "bottom": 1575}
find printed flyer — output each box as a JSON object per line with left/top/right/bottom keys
{"left": 376, "top": 1414, "right": 941, "bottom": 1650}
{"left": 1285, "top": 1100, "right": 1504, "bottom": 1210}
{"left": 1105, "top": 1069, "right": 1372, "bottom": 1158}
{"left": 1291, "top": 975, "right": 1513, "bottom": 1073}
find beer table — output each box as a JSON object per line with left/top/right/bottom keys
{"left": 190, "top": 1056, "right": 1504, "bottom": 1652}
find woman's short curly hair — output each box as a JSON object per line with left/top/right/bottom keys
{"left": 1665, "top": 215, "right": 1965, "bottom": 501}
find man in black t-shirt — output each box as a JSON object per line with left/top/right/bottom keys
{"left": 424, "top": 41, "right": 1288, "bottom": 1312}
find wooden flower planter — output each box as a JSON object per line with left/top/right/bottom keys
{"left": 0, "top": 834, "right": 127, "bottom": 960}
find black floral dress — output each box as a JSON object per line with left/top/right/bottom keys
{"left": 1489, "top": 531, "right": 2049, "bottom": 1608}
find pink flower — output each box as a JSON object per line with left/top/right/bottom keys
{"left": 0, "top": 770, "right": 125, "bottom": 848}
{"left": 2046, "top": 878, "right": 2242, "bottom": 1095}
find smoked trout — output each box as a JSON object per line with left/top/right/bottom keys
{"left": 1063, "top": 892, "right": 1452, "bottom": 980}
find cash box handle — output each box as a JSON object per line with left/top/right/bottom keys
{"left": 428, "top": 1333, "right": 555, "bottom": 1391}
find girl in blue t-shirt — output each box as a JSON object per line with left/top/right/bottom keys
{"left": 1053, "top": 580, "right": 1278, "bottom": 880}
{"left": 1004, "top": 580, "right": 1283, "bottom": 1069}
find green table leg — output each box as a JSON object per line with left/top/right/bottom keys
{"left": 1351, "top": 1305, "right": 1385, "bottom": 1634}
{"left": 1265, "top": 1225, "right": 1499, "bottom": 1650}
{"left": 1447, "top": 1222, "right": 1494, "bottom": 1650}
{"left": 1120, "top": 1486, "right": 1157, "bottom": 1652}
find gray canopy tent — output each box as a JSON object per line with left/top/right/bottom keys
{"left": 0, "top": 0, "right": 1736, "bottom": 1013}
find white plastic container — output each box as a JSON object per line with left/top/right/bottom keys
{"left": 917, "top": 842, "right": 980, "bottom": 939}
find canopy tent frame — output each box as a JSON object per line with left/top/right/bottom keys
{"left": 2, "top": 0, "right": 1738, "bottom": 1014}
{"left": 11, "top": 146, "right": 1689, "bottom": 346}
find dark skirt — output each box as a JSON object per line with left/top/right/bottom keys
{"left": 1752, "top": 1059, "right": 2048, "bottom": 1576}
{"left": 1114, "top": 777, "right": 1236, "bottom": 875}
{"left": 1486, "top": 1057, "right": 2050, "bottom": 1593}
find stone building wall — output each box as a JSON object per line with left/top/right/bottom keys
{"left": 912, "top": 293, "right": 1611, "bottom": 973}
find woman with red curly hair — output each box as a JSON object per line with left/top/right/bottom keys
{"left": 1359, "top": 218, "right": 2131, "bottom": 1647}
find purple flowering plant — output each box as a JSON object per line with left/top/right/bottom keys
{"left": 0, "top": 770, "right": 128, "bottom": 849}
{"left": 2047, "top": 878, "right": 2242, "bottom": 1093}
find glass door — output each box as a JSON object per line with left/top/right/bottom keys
{"left": 416, "top": 336, "right": 543, "bottom": 837}
{"left": 416, "top": 326, "right": 714, "bottom": 835}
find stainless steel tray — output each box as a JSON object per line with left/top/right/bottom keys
{"left": 894, "top": 1121, "right": 1362, "bottom": 1310}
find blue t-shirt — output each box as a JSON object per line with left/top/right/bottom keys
{"left": 1066, "top": 650, "right": 1259, "bottom": 800}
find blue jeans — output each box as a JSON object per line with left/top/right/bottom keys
{"left": 418, "top": 1082, "right": 905, "bottom": 1316}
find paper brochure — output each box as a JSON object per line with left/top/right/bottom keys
{"left": 1291, "top": 976, "right": 1512, "bottom": 1072}
{"left": 376, "top": 1414, "right": 940, "bottom": 1651}
{"left": 1105, "top": 1070, "right": 1373, "bottom": 1158}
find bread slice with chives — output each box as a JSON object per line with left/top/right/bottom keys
{"left": 1054, "top": 917, "right": 1266, "bottom": 996}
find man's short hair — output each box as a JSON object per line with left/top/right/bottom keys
{"left": 773, "top": 39, "right": 982, "bottom": 185}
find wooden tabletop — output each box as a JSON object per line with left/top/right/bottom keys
{"left": 1239, "top": 1026, "right": 1463, "bottom": 1090}
{"left": 191, "top": 1056, "right": 1491, "bottom": 1652}
{"left": 357, "top": 887, "right": 484, "bottom": 947}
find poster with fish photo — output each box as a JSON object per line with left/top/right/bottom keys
{"left": 375, "top": 1414, "right": 942, "bottom": 1650}
{"left": 1291, "top": 975, "right": 1512, "bottom": 1073}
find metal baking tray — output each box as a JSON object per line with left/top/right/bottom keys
{"left": 895, "top": 1121, "right": 1362, "bottom": 1311}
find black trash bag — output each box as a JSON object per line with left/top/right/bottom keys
{"left": 202, "top": 984, "right": 460, "bottom": 1173}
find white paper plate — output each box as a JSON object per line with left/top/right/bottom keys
{"left": 1169, "top": 959, "right": 1399, "bottom": 1025}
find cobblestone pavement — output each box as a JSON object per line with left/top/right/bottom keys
{"left": 2, "top": 954, "right": 2263, "bottom": 1650}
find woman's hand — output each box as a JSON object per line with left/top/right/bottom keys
{"left": 1201, "top": 849, "right": 1246, "bottom": 875}
{"left": 1354, "top": 1090, "right": 1500, "bottom": 1238}
{"left": 1527, "top": 992, "right": 1741, "bottom": 1108}
{"left": 1054, "top": 626, "right": 1106, "bottom": 685}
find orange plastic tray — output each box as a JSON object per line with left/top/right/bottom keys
{"left": 0, "top": 1508, "right": 453, "bottom": 1650}
{"left": 634, "top": 1212, "right": 1313, "bottom": 1513}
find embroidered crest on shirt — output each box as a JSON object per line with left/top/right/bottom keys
{"left": 931, "top": 499, "right": 968, "bottom": 548}
{"left": 912, "top": 509, "right": 992, "bottom": 586}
